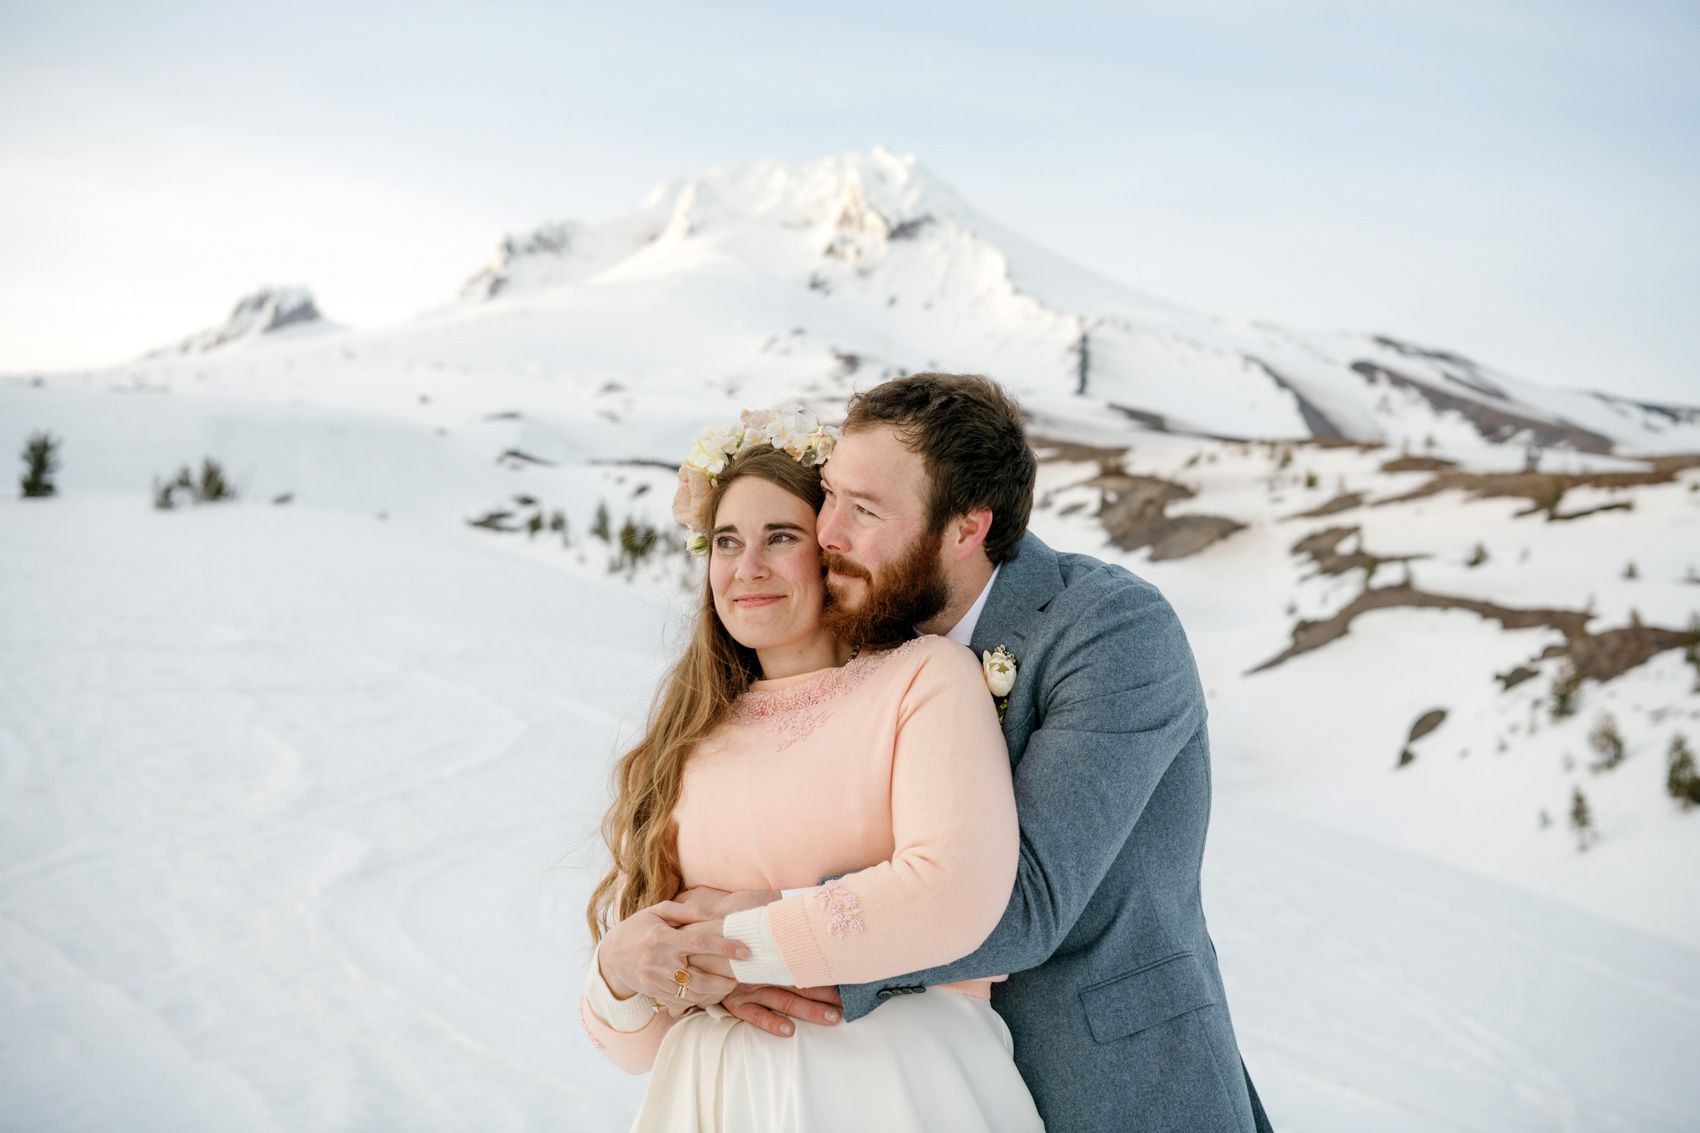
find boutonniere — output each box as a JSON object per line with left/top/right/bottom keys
{"left": 982, "top": 644, "right": 1017, "bottom": 724}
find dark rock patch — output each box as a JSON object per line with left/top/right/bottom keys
{"left": 1289, "top": 491, "right": 1365, "bottom": 519}
{"left": 1350, "top": 361, "right": 1614, "bottom": 453}
{"left": 1381, "top": 455, "right": 1458, "bottom": 473}
{"left": 1087, "top": 470, "right": 1247, "bottom": 560}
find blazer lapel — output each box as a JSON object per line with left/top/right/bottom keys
{"left": 971, "top": 530, "right": 1064, "bottom": 659}
{"left": 970, "top": 532, "right": 1065, "bottom": 747}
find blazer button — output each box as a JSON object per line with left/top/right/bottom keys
{"left": 876, "top": 988, "right": 895, "bottom": 1000}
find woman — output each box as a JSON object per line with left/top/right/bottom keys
{"left": 579, "top": 408, "right": 1043, "bottom": 1131}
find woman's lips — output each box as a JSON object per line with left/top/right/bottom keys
{"left": 734, "top": 595, "right": 784, "bottom": 608}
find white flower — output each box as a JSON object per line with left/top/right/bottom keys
{"left": 687, "top": 424, "right": 745, "bottom": 474}
{"left": 982, "top": 644, "right": 1017, "bottom": 698}
{"left": 673, "top": 406, "right": 840, "bottom": 552}
{"left": 802, "top": 426, "right": 837, "bottom": 466}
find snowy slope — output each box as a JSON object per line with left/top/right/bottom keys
{"left": 3, "top": 147, "right": 1698, "bottom": 1130}
{"left": 3, "top": 493, "right": 1696, "bottom": 1133}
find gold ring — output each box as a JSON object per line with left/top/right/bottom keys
{"left": 673, "top": 968, "right": 691, "bottom": 997}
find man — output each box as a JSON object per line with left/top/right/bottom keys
{"left": 602, "top": 373, "right": 1272, "bottom": 1132}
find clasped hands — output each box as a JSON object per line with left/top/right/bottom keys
{"left": 597, "top": 885, "right": 842, "bottom": 1038}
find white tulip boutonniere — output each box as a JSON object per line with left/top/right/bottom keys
{"left": 982, "top": 644, "right": 1017, "bottom": 724}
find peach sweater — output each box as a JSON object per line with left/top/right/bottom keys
{"left": 580, "top": 634, "right": 1018, "bottom": 1073}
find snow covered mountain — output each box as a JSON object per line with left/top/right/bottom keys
{"left": 147, "top": 285, "right": 340, "bottom": 357}
{"left": 3, "top": 147, "right": 1698, "bottom": 1132}
{"left": 446, "top": 146, "right": 1700, "bottom": 455}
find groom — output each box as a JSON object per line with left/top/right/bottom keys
{"left": 603, "top": 372, "right": 1273, "bottom": 1131}
{"left": 774, "top": 372, "right": 1268, "bottom": 1132}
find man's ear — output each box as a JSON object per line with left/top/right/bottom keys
{"left": 946, "top": 507, "right": 993, "bottom": 561}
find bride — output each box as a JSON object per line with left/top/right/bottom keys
{"left": 579, "top": 408, "right": 1044, "bottom": 1131}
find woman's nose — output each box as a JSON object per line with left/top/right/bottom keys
{"left": 734, "top": 547, "right": 770, "bottom": 579}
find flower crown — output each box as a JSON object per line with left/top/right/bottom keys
{"left": 672, "top": 406, "right": 838, "bottom": 555}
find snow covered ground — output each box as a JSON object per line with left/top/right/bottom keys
{"left": 1, "top": 484, "right": 1695, "bottom": 1132}
{"left": 4, "top": 148, "right": 1698, "bottom": 1129}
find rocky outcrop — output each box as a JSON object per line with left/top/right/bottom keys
{"left": 153, "top": 287, "right": 331, "bottom": 355}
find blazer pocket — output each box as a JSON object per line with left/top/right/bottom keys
{"left": 1079, "top": 951, "right": 1218, "bottom": 1044}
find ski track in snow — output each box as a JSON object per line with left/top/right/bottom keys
{"left": 2, "top": 495, "right": 1695, "bottom": 1131}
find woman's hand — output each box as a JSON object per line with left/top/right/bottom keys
{"left": 598, "top": 901, "right": 751, "bottom": 1014}
{"left": 686, "top": 918, "right": 737, "bottom": 979}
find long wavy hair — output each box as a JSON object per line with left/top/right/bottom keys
{"left": 586, "top": 445, "right": 826, "bottom": 943}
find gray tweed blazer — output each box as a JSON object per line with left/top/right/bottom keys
{"left": 837, "top": 532, "right": 1272, "bottom": 1133}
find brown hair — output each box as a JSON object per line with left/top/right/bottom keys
{"left": 586, "top": 445, "right": 824, "bottom": 943}
{"left": 842, "top": 372, "right": 1036, "bottom": 563}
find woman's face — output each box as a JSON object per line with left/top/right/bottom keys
{"left": 708, "top": 476, "right": 825, "bottom": 653}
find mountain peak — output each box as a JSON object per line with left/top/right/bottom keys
{"left": 152, "top": 286, "right": 336, "bottom": 356}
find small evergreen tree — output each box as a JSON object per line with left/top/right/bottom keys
{"left": 196, "top": 458, "right": 235, "bottom": 502}
{"left": 151, "top": 474, "right": 176, "bottom": 510}
{"left": 591, "top": 501, "right": 612, "bottom": 542}
{"left": 1569, "top": 786, "right": 1596, "bottom": 851}
{"left": 526, "top": 512, "right": 543, "bottom": 538}
{"left": 619, "top": 518, "right": 657, "bottom": 569}
{"left": 1550, "top": 664, "right": 1580, "bottom": 719}
{"left": 1668, "top": 735, "right": 1700, "bottom": 809}
{"left": 1466, "top": 542, "right": 1488, "bottom": 568}
{"left": 1588, "top": 713, "right": 1626, "bottom": 772}
{"left": 1622, "top": 560, "right": 1638, "bottom": 580}
{"left": 20, "top": 430, "right": 60, "bottom": 497}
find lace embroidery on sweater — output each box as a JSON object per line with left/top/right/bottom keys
{"left": 816, "top": 878, "right": 865, "bottom": 938}
{"left": 730, "top": 637, "right": 925, "bottom": 750}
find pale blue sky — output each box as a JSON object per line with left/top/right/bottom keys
{"left": 2, "top": 0, "right": 1695, "bottom": 401}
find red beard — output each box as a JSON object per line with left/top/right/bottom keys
{"left": 820, "top": 530, "right": 949, "bottom": 649}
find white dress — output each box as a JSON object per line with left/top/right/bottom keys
{"left": 631, "top": 993, "right": 1043, "bottom": 1132}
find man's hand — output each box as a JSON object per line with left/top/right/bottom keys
{"left": 598, "top": 900, "right": 750, "bottom": 1014}
{"left": 722, "top": 984, "right": 843, "bottom": 1038}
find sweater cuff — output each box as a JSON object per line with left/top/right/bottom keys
{"left": 765, "top": 893, "right": 834, "bottom": 988}
{"left": 584, "top": 942, "right": 657, "bottom": 1033}
{"left": 724, "top": 905, "right": 797, "bottom": 985}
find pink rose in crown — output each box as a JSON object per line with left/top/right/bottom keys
{"left": 672, "top": 463, "right": 714, "bottom": 529}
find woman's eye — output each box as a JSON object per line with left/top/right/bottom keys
{"left": 769, "top": 532, "right": 796, "bottom": 545}
{"left": 713, "top": 536, "right": 739, "bottom": 551}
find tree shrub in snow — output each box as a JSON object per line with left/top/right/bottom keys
{"left": 152, "top": 458, "right": 237, "bottom": 508}
{"left": 196, "top": 458, "right": 235, "bottom": 502}
{"left": 1668, "top": 735, "right": 1700, "bottom": 810}
{"left": 1569, "top": 786, "right": 1596, "bottom": 851}
{"left": 1588, "top": 714, "right": 1626, "bottom": 772}
{"left": 1550, "top": 664, "right": 1581, "bottom": 720}
{"left": 20, "top": 430, "right": 60, "bottom": 497}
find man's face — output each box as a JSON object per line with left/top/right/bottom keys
{"left": 816, "top": 426, "right": 949, "bottom": 643}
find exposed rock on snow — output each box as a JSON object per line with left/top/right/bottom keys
{"left": 150, "top": 286, "right": 336, "bottom": 356}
